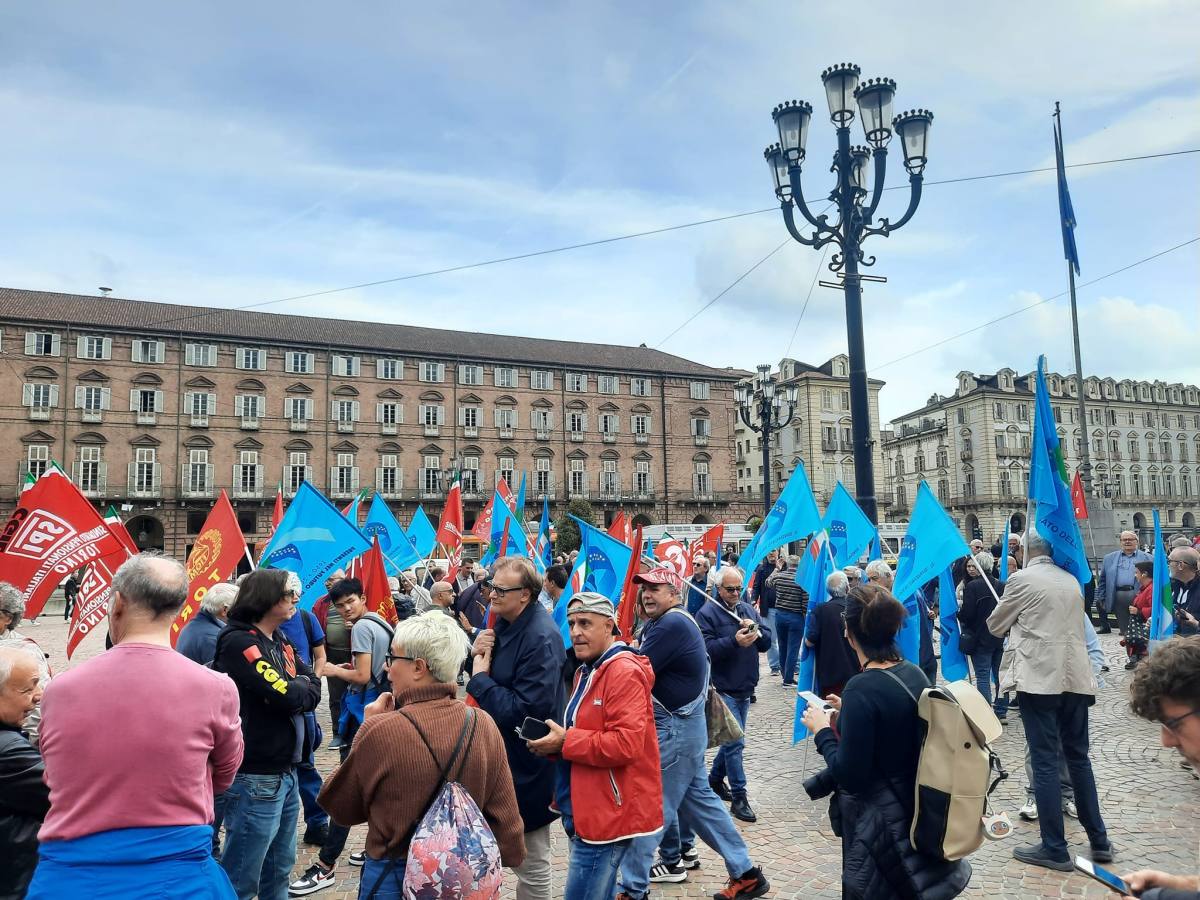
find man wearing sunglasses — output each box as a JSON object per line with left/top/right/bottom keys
{"left": 1121, "top": 637, "right": 1200, "bottom": 899}
{"left": 466, "top": 556, "right": 566, "bottom": 900}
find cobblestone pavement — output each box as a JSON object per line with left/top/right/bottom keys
{"left": 27, "top": 611, "right": 1200, "bottom": 899}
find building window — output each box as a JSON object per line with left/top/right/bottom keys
{"left": 896, "top": 484, "right": 907, "bottom": 509}
{"left": 286, "top": 352, "right": 314, "bottom": 374}
{"left": 420, "top": 362, "right": 445, "bottom": 383}
{"left": 459, "top": 405, "right": 480, "bottom": 432}
{"left": 23, "top": 383, "right": 58, "bottom": 414}
{"left": 377, "top": 454, "right": 401, "bottom": 498}
{"left": 497, "top": 456, "right": 515, "bottom": 489}
{"left": 693, "top": 461, "right": 711, "bottom": 497}
{"left": 601, "top": 413, "right": 619, "bottom": 435}
{"left": 964, "top": 472, "right": 976, "bottom": 497}
{"left": 132, "top": 339, "right": 164, "bottom": 364}
{"left": 569, "top": 411, "right": 587, "bottom": 435}
{"left": 377, "top": 402, "right": 401, "bottom": 432}
{"left": 993, "top": 402, "right": 1007, "bottom": 421}
{"left": 285, "top": 397, "right": 312, "bottom": 428}
{"left": 25, "top": 445, "right": 49, "bottom": 480}
{"left": 377, "top": 358, "right": 403, "bottom": 380}
{"left": 821, "top": 389, "right": 833, "bottom": 410}
{"left": 25, "top": 331, "right": 60, "bottom": 356}
{"left": 422, "top": 455, "right": 441, "bottom": 495}
{"left": 936, "top": 447, "right": 948, "bottom": 468}
{"left": 494, "top": 367, "right": 516, "bottom": 388}
{"left": 286, "top": 452, "right": 309, "bottom": 496}
{"left": 999, "top": 470, "right": 1013, "bottom": 497}
{"left": 601, "top": 460, "right": 619, "bottom": 496}
{"left": 598, "top": 375, "right": 618, "bottom": 394}
{"left": 185, "top": 343, "right": 216, "bottom": 366}
{"left": 236, "top": 451, "right": 261, "bottom": 496}
{"left": 822, "top": 426, "right": 837, "bottom": 451}
{"left": 186, "top": 449, "right": 211, "bottom": 495}
{"left": 569, "top": 459, "right": 587, "bottom": 497}
{"left": 937, "top": 478, "right": 949, "bottom": 504}
{"left": 458, "top": 364, "right": 482, "bottom": 385}
{"left": 132, "top": 448, "right": 159, "bottom": 496}
{"left": 185, "top": 391, "right": 214, "bottom": 426}
{"left": 420, "top": 404, "right": 444, "bottom": 428}
{"left": 332, "top": 453, "right": 358, "bottom": 498}
{"left": 995, "top": 433, "right": 1007, "bottom": 451}
{"left": 630, "top": 377, "right": 650, "bottom": 397}
{"left": 895, "top": 457, "right": 905, "bottom": 476}
{"left": 532, "top": 409, "right": 552, "bottom": 435}
{"left": 691, "top": 417, "right": 710, "bottom": 440}
{"left": 634, "top": 460, "right": 650, "bottom": 495}
{"left": 532, "top": 370, "right": 553, "bottom": 391}
{"left": 331, "top": 354, "right": 360, "bottom": 377}
{"left": 235, "top": 394, "right": 263, "bottom": 427}
{"left": 956, "top": 408, "right": 966, "bottom": 425}
{"left": 1018, "top": 404, "right": 1030, "bottom": 422}
{"left": 78, "top": 336, "right": 111, "bottom": 360}
{"left": 75, "top": 446, "right": 104, "bottom": 494}
{"left": 914, "top": 452, "right": 925, "bottom": 473}
{"left": 689, "top": 381, "right": 710, "bottom": 401}
{"left": 632, "top": 414, "right": 651, "bottom": 436}
{"left": 535, "top": 458, "right": 552, "bottom": 495}
{"left": 334, "top": 399, "right": 359, "bottom": 428}
{"left": 460, "top": 457, "right": 480, "bottom": 495}
{"left": 236, "top": 348, "right": 265, "bottom": 370}
{"left": 494, "top": 407, "right": 516, "bottom": 433}
{"left": 565, "top": 373, "right": 585, "bottom": 393}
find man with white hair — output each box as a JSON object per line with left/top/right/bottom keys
{"left": 176, "top": 581, "right": 237, "bottom": 666}
{"left": 987, "top": 529, "right": 1111, "bottom": 873}
{"left": 804, "top": 570, "right": 860, "bottom": 698}
{"left": 867, "top": 559, "right": 937, "bottom": 684}
{"left": 0, "top": 643, "right": 49, "bottom": 898}
{"left": 1096, "top": 531, "right": 1150, "bottom": 635}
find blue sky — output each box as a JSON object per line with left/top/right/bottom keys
{"left": 1, "top": 1, "right": 1196, "bottom": 420}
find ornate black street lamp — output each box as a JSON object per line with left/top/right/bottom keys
{"left": 736, "top": 364, "right": 799, "bottom": 515}
{"left": 764, "top": 63, "right": 933, "bottom": 524}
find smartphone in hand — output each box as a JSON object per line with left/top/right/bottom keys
{"left": 1074, "top": 857, "right": 1132, "bottom": 896}
{"left": 517, "top": 717, "right": 552, "bottom": 741}
{"left": 798, "top": 690, "right": 832, "bottom": 710}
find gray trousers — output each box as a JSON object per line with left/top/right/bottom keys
{"left": 512, "top": 824, "right": 553, "bottom": 900}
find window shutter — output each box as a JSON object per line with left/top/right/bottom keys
{"left": 457, "top": 406, "right": 466, "bottom": 426}
{"left": 76, "top": 336, "right": 87, "bottom": 357}
{"left": 75, "top": 386, "right": 86, "bottom": 407}
{"left": 331, "top": 401, "right": 339, "bottom": 421}
{"left": 351, "top": 401, "right": 360, "bottom": 421}
{"left": 22, "top": 384, "right": 33, "bottom": 406}
{"left": 581, "top": 413, "right": 588, "bottom": 430}
{"left": 154, "top": 390, "right": 164, "bottom": 413}
{"left": 183, "top": 391, "right": 194, "bottom": 412}
{"left": 436, "top": 405, "right": 445, "bottom": 425}
{"left": 101, "top": 337, "right": 112, "bottom": 360}
{"left": 102, "top": 388, "right": 112, "bottom": 410}
{"left": 437, "top": 363, "right": 445, "bottom": 382}
{"left": 206, "top": 393, "right": 216, "bottom": 414}
{"left": 131, "top": 341, "right": 143, "bottom": 363}
{"left": 351, "top": 357, "right": 360, "bottom": 376}
{"left": 284, "top": 397, "right": 294, "bottom": 417}
{"left": 50, "top": 335, "right": 61, "bottom": 356}
{"left": 494, "top": 408, "right": 503, "bottom": 427}
{"left": 235, "top": 395, "right": 246, "bottom": 417}
{"left": 378, "top": 402, "right": 387, "bottom": 423}
{"left": 129, "top": 389, "right": 139, "bottom": 411}
{"left": 185, "top": 344, "right": 196, "bottom": 365}
{"left": 154, "top": 340, "right": 165, "bottom": 361}
{"left": 376, "top": 359, "right": 386, "bottom": 379}
{"left": 235, "top": 351, "right": 245, "bottom": 370}
{"left": 529, "top": 410, "right": 537, "bottom": 428}
{"left": 418, "top": 404, "right": 427, "bottom": 423}
{"left": 48, "top": 385, "right": 59, "bottom": 407}
{"left": 24, "top": 332, "right": 36, "bottom": 354}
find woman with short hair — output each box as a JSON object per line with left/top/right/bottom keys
{"left": 801, "top": 583, "right": 971, "bottom": 900}
{"left": 318, "top": 610, "right": 525, "bottom": 898}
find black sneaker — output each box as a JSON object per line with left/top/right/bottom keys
{"left": 714, "top": 866, "right": 769, "bottom": 899}
{"left": 288, "top": 863, "right": 335, "bottom": 896}
{"left": 1012, "top": 843, "right": 1072, "bottom": 872}
{"left": 680, "top": 843, "right": 700, "bottom": 869}
{"left": 709, "top": 777, "right": 733, "bottom": 802}
{"left": 348, "top": 851, "right": 366, "bottom": 867}
{"left": 730, "top": 795, "right": 757, "bottom": 823}
{"left": 302, "top": 824, "right": 328, "bottom": 846}
{"left": 648, "top": 859, "right": 689, "bottom": 883}
{"left": 1124, "top": 659, "right": 1138, "bottom": 670}
{"left": 1091, "top": 843, "right": 1115, "bottom": 864}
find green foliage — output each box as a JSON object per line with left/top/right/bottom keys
{"left": 553, "top": 499, "right": 596, "bottom": 554}
{"left": 747, "top": 515, "right": 763, "bottom": 534}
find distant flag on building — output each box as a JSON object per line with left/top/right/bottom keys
{"left": 1029, "top": 355, "right": 1092, "bottom": 588}
{"left": 737, "top": 460, "right": 821, "bottom": 590}
{"left": 1148, "top": 509, "right": 1175, "bottom": 644}
{"left": 1071, "top": 471, "right": 1089, "bottom": 520}
{"left": 1053, "top": 103, "right": 1081, "bottom": 276}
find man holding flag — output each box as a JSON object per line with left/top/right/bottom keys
{"left": 1168, "top": 545, "right": 1200, "bottom": 637}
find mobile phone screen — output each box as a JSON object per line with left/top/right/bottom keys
{"left": 1074, "top": 857, "right": 1130, "bottom": 895}
{"left": 798, "top": 691, "right": 827, "bottom": 709}
{"left": 519, "top": 717, "right": 552, "bottom": 741}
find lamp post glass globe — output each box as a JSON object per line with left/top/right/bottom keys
{"left": 764, "top": 143, "right": 791, "bottom": 200}
{"left": 853, "top": 77, "right": 896, "bottom": 148}
{"left": 849, "top": 145, "right": 872, "bottom": 195}
{"left": 772, "top": 100, "right": 813, "bottom": 164}
{"left": 892, "top": 109, "right": 934, "bottom": 174}
{"left": 821, "top": 63, "right": 861, "bottom": 126}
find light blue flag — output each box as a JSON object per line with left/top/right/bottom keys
{"left": 793, "top": 531, "right": 835, "bottom": 743}
{"left": 488, "top": 488, "right": 531, "bottom": 561}
{"left": 865, "top": 532, "right": 882, "bottom": 583}
{"left": 363, "top": 493, "right": 421, "bottom": 574}
{"left": 532, "top": 498, "right": 552, "bottom": 574}
{"left": 937, "top": 566, "right": 969, "bottom": 682}
{"left": 260, "top": 482, "right": 371, "bottom": 609}
{"left": 999, "top": 518, "right": 1011, "bottom": 583}
{"left": 1149, "top": 510, "right": 1176, "bottom": 644}
{"left": 825, "top": 482, "right": 877, "bottom": 568}
{"left": 893, "top": 481, "right": 972, "bottom": 666}
{"left": 406, "top": 506, "right": 437, "bottom": 560}
{"left": 1029, "top": 356, "right": 1092, "bottom": 588}
{"left": 552, "top": 516, "right": 634, "bottom": 646}
{"left": 515, "top": 472, "right": 527, "bottom": 525}
{"left": 736, "top": 460, "right": 821, "bottom": 590}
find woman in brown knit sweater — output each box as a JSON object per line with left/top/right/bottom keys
{"left": 318, "top": 610, "right": 526, "bottom": 897}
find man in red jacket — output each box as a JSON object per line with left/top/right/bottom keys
{"left": 528, "top": 592, "right": 662, "bottom": 900}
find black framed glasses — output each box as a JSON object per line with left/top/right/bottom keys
{"left": 487, "top": 583, "right": 526, "bottom": 596}
{"left": 1162, "top": 708, "right": 1200, "bottom": 733}
{"left": 385, "top": 653, "right": 416, "bottom": 667}
{"left": 719, "top": 584, "right": 742, "bottom": 593}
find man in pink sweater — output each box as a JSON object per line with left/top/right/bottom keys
{"left": 28, "top": 552, "right": 244, "bottom": 899}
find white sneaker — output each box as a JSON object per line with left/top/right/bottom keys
{"left": 648, "top": 860, "right": 688, "bottom": 883}
{"left": 348, "top": 851, "right": 366, "bottom": 867}
{"left": 1018, "top": 799, "right": 1038, "bottom": 821}
{"left": 288, "top": 864, "right": 335, "bottom": 896}
{"left": 1064, "top": 800, "right": 1078, "bottom": 819}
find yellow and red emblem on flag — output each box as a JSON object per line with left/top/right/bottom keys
{"left": 171, "top": 490, "right": 246, "bottom": 646}
{"left": 361, "top": 536, "right": 397, "bottom": 625}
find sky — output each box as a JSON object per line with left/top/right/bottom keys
{"left": 1, "top": 1, "right": 1197, "bottom": 422}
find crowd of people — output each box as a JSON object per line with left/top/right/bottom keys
{"left": 1, "top": 525, "right": 1199, "bottom": 899}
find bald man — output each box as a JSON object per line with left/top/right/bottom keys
{"left": 1097, "top": 532, "right": 1151, "bottom": 634}
{"left": 0, "top": 644, "right": 49, "bottom": 897}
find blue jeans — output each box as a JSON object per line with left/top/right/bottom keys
{"left": 763, "top": 609, "right": 780, "bottom": 671}
{"left": 318, "top": 718, "right": 358, "bottom": 866}
{"left": 618, "top": 690, "right": 753, "bottom": 898}
{"left": 1018, "top": 692, "right": 1108, "bottom": 859}
{"left": 709, "top": 693, "right": 751, "bottom": 796}
{"left": 564, "top": 836, "right": 630, "bottom": 900}
{"left": 212, "top": 791, "right": 228, "bottom": 856}
{"left": 774, "top": 609, "right": 806, "bottom": 684}
{"left": 297, "top": 761, "right": 327, "bottom": 830}
{"left": 969, "top": 647, "right": 1004, "bottom": 707}
{"left": 357, "top": 856, "right": 405, "bottom": 899}
{"left": 219, "top": 770, "right": 299, "bottom": 900}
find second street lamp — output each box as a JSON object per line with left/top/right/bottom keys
{"left": 736, "top": 365, "right": 798, "bottom": 516}
{"left": 764, "top": 63, "right": 933, "bottom": 524}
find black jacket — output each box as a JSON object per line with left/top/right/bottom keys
{"left": 696, "top": 599, "right": 771, "bottom": 699}
{"left": 466, "top": 599, "right": 566, "bottom": 832}
{"left": 751, "top": 560, "right": 778, "bottom": 612}
{"left": 214, "top": 619, "right": 322, "bottom": 775}
{"left": 455, "top": 582, "right": 488, "bottom": 629}
{"left": 0, "top": 724, "right": 50, "bottom": 900}
{"left": 810, "top": 595, "right": 860, "bottom": 697}
{"left": 957, "top": 576, "right": 1005, "bottom": 652}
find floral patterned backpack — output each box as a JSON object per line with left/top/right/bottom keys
{"left": 363, "top": 707, "right": 502, "bottom": 899}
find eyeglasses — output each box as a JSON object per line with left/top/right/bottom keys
{"left": 719, "top": 584, "right": 742, "bottom": 592}
{"left": 1162, "top": 708, "right": 1200, "bottom": 733}
{"left": 385, "top": 654, "right": 416, "bottom": 667}
{"left": 484, "top": 581, "right": 525, "bottom": 596}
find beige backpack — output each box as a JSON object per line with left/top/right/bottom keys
{"left": 882, "top": 672, "right": 1007, "bottom": 861}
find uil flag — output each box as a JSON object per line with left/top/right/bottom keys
{"left": 999, "top": 518, "right": 1012, "bottom": 584}
{"left": 260, "top": 482, "right": 371, "bottom": 609}
{"left": 1030, "top": 356, "right": 1092, "bottom": 587}
{"left": 171, "top": 490, "right": 246, "bottom": 646}
{"left": 1148, "top": 510, "right": 1175, "bottom": 644}
{"left": 363, "top": 493, "right": 420, "bottom": 574}
{"left": 1, "top": 465, "right": 127, "bottom": 618}
{"left": 824, "top": 483, "right": 876, "bottom": 567}
{"left": 342, "top": 488, "right": 369, "bottom": 525}
{"left": 1071, "top": 472, "right": 1089, "bottom": 520}
{"left": 532, "top": 497, "right": 552, "bottom": 574}
{"left": 737, "top": 460, "right": 821, "bottom": 588}
{"left": 552, "top": 517, "right": 634, "bottom": 646}
{"left": 472, "top": 478, "right": 514, "bottom": 543}
{"left": 936, "top": 566, "right": 969, "bottom": 682}
{"left": 693, "top": 524, "right": 725, "bottom": 570}
{"left": 406, "top": 506, "right": 438, "bottom": 560}
{"left": 361, "top": 537, "right": 398, "bottom": 625}
{"left": 66, "top": 507, "right": 137, "bottom": 658}
{"left": 892, "top": 481, "right": 972, "bottom": 666}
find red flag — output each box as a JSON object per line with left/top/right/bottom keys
{"left": 361, "top": 537, "right": 398, "bottom": 625}
{"left": 692, "top": 523, "right": 725, "bottom": 565}
{"left": 1071, "top": 471, "right": 1089, "bottom": 520}
{"left": 616, "top": 524, "right": 645, "bottom": 642}
{"left": 270, "top": 485, "right": 284, "bottom": 537}
{"left": 472, "top": 478, "right": 514, "bottom": 542}
{"left": 171, "top": 491, "right": 247, "bottom": 646}
{"left": 607, "top": 511, "right": 629, "bottom": 544}
{"left": 66, "top": 509, "right": 136, "bottom": 658}
{"left": 654, "top": 536, "right": 692, "bottom": 580}
{"left": 0, "top": 466, "right": 127, "bottom": 618}
{"left": 436, "top": 478, "right": 464, "bottom": 582}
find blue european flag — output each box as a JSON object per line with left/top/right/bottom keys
{"left": 736, "top": 460, "right": 821, "bottom": 587}
{"left": 892, "top": 481, "right": 972, "bottom": 666}
{"left": 1149, "top": 510, "right": 1176, "bottom": 644}
{"left": 552, "top": 516, "right": 634, "bottom": 646}
{"left": 1054, "top": 107, "right": 1080, "bottom": 276}
{"left": 937, "top": 566, "right": 969, "bottom": 682}
{"left": 363, "top": 493, "right": 421, "bottom": 574}
{"left": 260, "top": 482, "right": 371, "bottom": 609}
{"left": 488, "top": 488, "right": 530, "bottom": 562}
{"left": 824, "top": 482, "right": 876, "bottom": 567}
{"left": 406, "top": 506, "right": 437, "bottom": 560}
{"left": 1029, "top": 356, "right": 1091, "bottom": 587}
